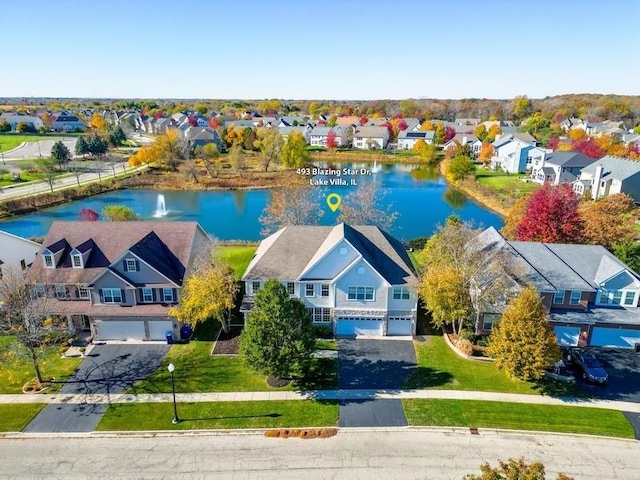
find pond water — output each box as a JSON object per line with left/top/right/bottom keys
{"left": 0, "top": 163, "right": 503, "bottom": 241}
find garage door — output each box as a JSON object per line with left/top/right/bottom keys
{"left": 336, "top": 318, "right": 384, "bottom": 337}
{"left": 553, "top": 326, "right": 581, "bottom": 346}
{"left": 148, "top": 321, "right": 173, "bottom": 340}
{"left": 97, "top": 321, "right": 145, "bottom": 341}
{"left": 388, "top": 317, "right": 413, "bottom": 336}
{"left": 591, "top": 327, "right": 640, "bottom": 348}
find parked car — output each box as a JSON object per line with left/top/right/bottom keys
{"left": 568, "top": 348, "right": 608, "bottom": 385}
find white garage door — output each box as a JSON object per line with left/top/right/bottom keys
{"left": 591, "top": 327, "right": 640, "bottom": 348}
{"left": 97, "top": 321, "right": 145, "bottom": 341}
{"left": 388, "top": 317, "right": 413, "bottom": 336}
{"left": 148, "top": 321, "right": 173, "bottom": 341}
{"left": 336, "top": 318, "right": 384, "bottom": 337}
{"left": 553, "top": 326, "right": 581, "bottom": 346}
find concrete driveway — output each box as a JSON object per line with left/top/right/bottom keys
{"left": 338, "top": 339, "right": 416, "bottom": 427}
{"left": 24, "top": 344, "right": 169, "bottom": 433}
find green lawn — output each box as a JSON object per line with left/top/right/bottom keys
{"left": 474, "top": 168, "right": 539, "bottom": 194}
{"left": 0, "top": 134, "right": 61, "bottom": 153}
{"left": 403, "top": 399, "right": 635, "bottom": 439}
{"left": 216, "top": 245, "right": 257, "bottom": 278}
{"left": 0, "top": 404, "right": 46, "bottom": 432}
{"left": 97, "top": 400, "right": 339, "bottom": 431}
{"left": 129, "top": 338, "right": 337, "bottom": 393}
{"left": 404, "top": 334, "right": 584, "bottom": 397}
{"left": 0, "top": 336, "right": 82, "bottom": 394}
{"left": 0, "top": 171, "right": 46, "bottom": 187}
{"left": 315, "top": 339, "right": 337, "bottom": 351}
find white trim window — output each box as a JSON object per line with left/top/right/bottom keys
{"left": 483, "top": 313, "right": 501, "bottom": 331}
{"left": 598, "top": 289, "right": 633, "bottom": 306}
{"left": 72, "top": 253, "right": 83, "bottom": 269}
{"left": 142, "top": 288, "right": 153, "bottom": 303}
{"left": 393, "top": 286, "right": 411, "bottom": 300}
{"left": 286, "top": 282, "right": 295, "bottom": 295}
{"left": 624, "top": 291, "right": 636, "bottom": 306}
{"left": 348, "top": 286, "right": 375, "bottom": 301}
{"left": 307, "top": 307, "right": 331, "bottom": 323}
{"left": 553, "top": 290, "right": 565, "bottom": 305}
{"left": 163, "top": 288, "right": 175, "bottom": 303}
{"left": 43, "top": 253, "right": 54, "bottom": 269}
{"left": 125, "top": 258, "right": 137, "bottom": 272}
{"left": 34, "top": 284, "right": 46, "bottom": 298}
{"left": 321, "top": 284, "right": 330, "bottom": 297}
{"left": 305, "top": 284, "right": 315, "bottom": 297}
{"left": 569, "top": 291, "right": 581, "bottom": 305}
{"left": 252, "top": 281, "right": 261, "bottom": 294}
{"left": 78, "top": 286, "right": 89, "bottom": 299}
{"left": 102, "top": 288, "right": 123, "bottom": 304}
{"left": 55, "top": 284, "right": 67, "bottom": 299}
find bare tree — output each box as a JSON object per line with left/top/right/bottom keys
{"left": 338, "top": 183, "right": 398, "bottom": 230}
{"left": 259, "top": 186, "right": 323, "bottom": 236}
{"left": 0, "top": 270, "right": 67, "bottom": 386}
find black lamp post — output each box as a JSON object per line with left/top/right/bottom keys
{"left": 167, "top": 363, "right": 180, "bottom": 424}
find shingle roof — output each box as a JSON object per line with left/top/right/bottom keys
{"left": 242, "top": 223, "right": 417, "bottom": 286}
{"left": 544, "top": 151, "right": 594, "bottom": 168}
{"left": 353, "top": 126, "right": 388, "bottom": 139}
{"left": 579, "top": 156, "right": 640, "bottom": 181}
{"left": 27, "top": 221, "right": 210, "bottom": 285}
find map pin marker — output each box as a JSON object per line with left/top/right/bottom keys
{"left": 326, "top": 193, "right": 342, "bottom": 212}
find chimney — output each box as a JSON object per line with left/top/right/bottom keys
{"left": 592, "top": 164, "right": 604, "bottom": 200}
{"left": 462, "top": 136, "right": 468, "bottom": 145}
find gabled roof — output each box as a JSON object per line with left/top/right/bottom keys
{"left": 543, "top": 151, "right": 594, "bottom": 168}
{"left": 27, "top": 221, "right": 210, "bottom": 285}
{"left": 353, "top": 126, "right": 389, "bottom": 139}
{"left": 310, "top": 125, "right": 345, "bottom": 136}
{"left": 580, "top": 156, "right": 640, "bottom": 181}
{"left": 399, "top": 130, "right": 434, "bottom": 140}
{"left": 242, "top": 223, "right": 417, "bottom": 286}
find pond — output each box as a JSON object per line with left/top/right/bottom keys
{"left": 0, "top": 163, "right": 503, "bottom": 241}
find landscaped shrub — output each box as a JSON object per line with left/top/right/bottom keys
{"left": 456, "top": 338, "right": 474, "bottom": 356}
{"left": 459, "top": 329, "right": 475, "bottom": 342}
{"left": 313, "top": 325, "right": 333, "bottom": 339}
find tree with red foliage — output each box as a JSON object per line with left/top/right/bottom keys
{"left": 546, "top": 135, "right": 560, "bottom": 150}
{"left": 187, "top": 116, "right": 198, "bottom": 127}
{"left": 79, "top": 208, "right": 99, "bottom": 221}
{"left": 154, "top": 110, "right": 164, "bottom": 119}
{"left": 513, "top": 184, "right": 583, "bottom": 243}
{"left": 443, "top": 126, "right": 456, "bottom": 143}
{"left": 572, "top": 137, "right": 604, "bottom": 159}
{"left": 326, "top": 129, "right": 337, "bottom": 149}
{"left": 359, "top": 115, "right": 368, "bottom": 126}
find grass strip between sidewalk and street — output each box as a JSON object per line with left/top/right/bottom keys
{"left": 0, "top": 404, "right": 45, "bottom": 432}
{"left": 403, "top": 399, "right": 635, "bottom": 439}
{"left": 97, "top": 400, "right": 339, "bottom": 431}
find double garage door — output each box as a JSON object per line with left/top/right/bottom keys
{"left": 590, "top": 327, "right": 640, "bottom": 349}
{"left": 336, "top": 317, "right": 413, "bottom": 337}
{"left": 96, "top": 320, "right": 173, "bottom": 341}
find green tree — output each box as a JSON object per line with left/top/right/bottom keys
{"left": 254, "top": 128, "right": 284, "bottom": 172}
{"left": 0, "top": 120, "right": 11, "bottom": 132}
{"left": 107, "top": 125, "right": 126, "bottom": 147}
{"left": 487, "top": 286, "right": 561, "bottom": 381}
{"left": 465, "top": 457, "right": 574, "bottom": 480}
{"left": 512, "top": 95, "right": 533, "bottom": 121}
{"left": 168, "top": 259, "right": 238, "bottom": 334}
{"left": 281, "top": 131, "right": 310, "bottom": 168}
{"left": 86, "top": 134, "right": 108, "bottom": 156}
{"left": 50, "top": 140, "right": 71, "bottom": 166}
{"left": 101, "top": 204, "right": 141, "bottom": 221}
{"left": 228, "top": 144, "right": 245, "bottom": 176}
{"left": 239, "top": 280, "right": 315, "bottom": 381}
{"left": 75, "top": 136, "right": 89, "bottom": 157}
{"left": 444, "top": 154, "right": 475, "bottom": 182}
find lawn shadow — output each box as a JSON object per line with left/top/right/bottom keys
{"left": 180, "top": 413, "right": 282, "bottom": 422}
{"left": 293, "top": 357, "right": 338, "bottom": 391}
{"left": 402, "top": 367, "right": 454, "bottom": 389}
{"left": 532, "top": 377, "right": 590, "bottom": 398}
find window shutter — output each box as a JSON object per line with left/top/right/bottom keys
{"left": 122, "top": 260, "right": 127, "bottom": 271}
{"left": 152, "top": 289, "right": 157, "bottom": 302}
{"left": 137, "top": 289, "right": 142, "bottom": 302}
{"left": 172, "top": 288, "right": 178, "bottom": 302}
{"left": 121, "top": 289, "right": 126, "bottom": 303}
{"left": 135, "top": 260, "right": 140, "bottom": 271}
{"left": 99, "top": 289, "right": 104, "bottom": 303}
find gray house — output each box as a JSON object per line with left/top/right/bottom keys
{"left": 241, "top": 223, "right": 418, "bottom": 337}
{"left": 531, "top": 151, "right": 594, "bottom": 186}
{"left": 52, "top": 115, "right": 86, "bottom": 132}
{"left": 26, "top": 221, "right": 213, "bottom": 341}
{"left": 473, "top": 227, "right": 640, "bottom": 348}
{"left": 573, "top": 156, "right": 640, "bottom": 202}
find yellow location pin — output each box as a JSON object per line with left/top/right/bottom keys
{"left": 326, "top": 193, "right": 342, "bottom": 212}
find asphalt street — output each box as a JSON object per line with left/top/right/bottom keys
{"left": 1, "top": 137, "right": 77, "bottom": 160}
{"left": 23, "top": 344, "right": 169, "bottom": 433}
{"left": 338, "top": 339, "right": 416, "bottom": 427}
{"left": 1, "top": 430, "right": 638, "bottom": 479}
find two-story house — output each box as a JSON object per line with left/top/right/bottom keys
{"left": 241, "top": 223, "right": 418, "bottom": 337}
{"left": 490, "top": 133, "right": 545, "bottom": 173}
{"left": 530, "top": 151, "right": 595, "bottom": 185}
{"left": 473, "top": 227, "right": 640, "bottom": 348}
{"left": 0, "top": 229, "right": 41, "bottom": 279}
{"left": 573, "top": 155, "right": 640, "bottom": 202}
{"left": 309, "top": 125, "right": 349, "bottom": 147}
{"left": 352, "top": 126, "right": 390, "bottom": 150}
{"left": 26, "top": 221, "right": 213, "bottom": 342}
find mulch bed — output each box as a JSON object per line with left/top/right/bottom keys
{"left": 211, "top": 326, "right": 243, "bottom": 355}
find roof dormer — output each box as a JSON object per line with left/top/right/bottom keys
{"left": 70, "top": 249, "right": 84, "bottom": 269}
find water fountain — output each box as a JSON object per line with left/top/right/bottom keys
{"left": 154, "top": 193, "right": 167, "bottom": 217}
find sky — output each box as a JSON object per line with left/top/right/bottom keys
{"left": 1, "top": 0, "right": 639, "bottom": 100}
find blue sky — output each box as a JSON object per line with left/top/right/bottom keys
{"left": 2, "top": 0, "right": 638, "bottom": 100}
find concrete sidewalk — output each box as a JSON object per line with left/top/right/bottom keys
{"left": 2, "top": 389, "right": 640, "bottom": 413}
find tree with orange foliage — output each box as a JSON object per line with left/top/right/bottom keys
{"left": 478, "top": 143, "right": 494, "bottom": 165}
{"left": 579, "top": 194, "right": 638, "bottom": 250}
{"left": 567, "top": 128, "right": 586, "bottom": 141}
{"left": 89, "top": 113, "right": 106, "bottom": 131}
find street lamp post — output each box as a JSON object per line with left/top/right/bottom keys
{"left": 167, "top": 363, "right": 180, "bottom": 424}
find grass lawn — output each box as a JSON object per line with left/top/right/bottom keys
{"left": 474, "top": 168, "right": 539, "bottom": 194}
{"left": 404, "top": 334, "right": 585, "bottom": 397}
{"left": 0, "top": 134, "right": 61, "bottom": 153}
{"left": 403, "top": 399, "right": 635, "bottom": 439}
{"left": 129, "top": 338, "right": 338, "bottom": 394}
{"left": 216, "top": 245, "right": 257, "bottom": 279}
{"left": 0, "top": 336, "right": 83, "bottom": 394}
{"left": 0, "top": 404, "right": 46, "bottom": 432}
{"left": 0, "top": 171, "right": 45, "bottom": 187}
{"left": 315, "top": 339, "right": 337, "bottom": 351}
{"left": 97, "top": 400, "right": 339, "bottom": 431}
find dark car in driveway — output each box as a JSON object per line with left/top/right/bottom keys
{"left": 568, "top": 348, "right": 609, "bottom": 385}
